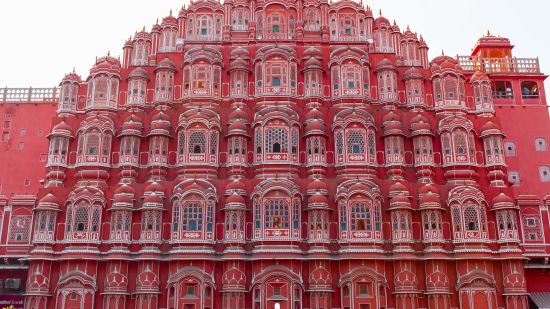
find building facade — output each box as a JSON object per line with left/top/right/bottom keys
{"left": 2, "top": 0, "right": 548, "bottom": 308}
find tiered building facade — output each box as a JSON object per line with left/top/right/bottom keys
{"left": 1, "top": 0, "right": 549, "bottom": 308}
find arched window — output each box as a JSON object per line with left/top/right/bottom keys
{"left": 141, "top": 210, "right": 162, "bottom": 242}
{"left": 413, "top": 136, "right": 434, "bottom": 166}
{"left": 189, "top": 131, "right": 206, "bottom": 154}
{"left": 48, "top": 136, "right": 69, "bottom": 165}
{"left": 255, "top": 119, "right": 299, "bottom": 164}
{"left": 264, "top": 199, "right": 289, "bottom": 229}
{"left": 160, "top": 29, "right": 176, "bottom": 52}
{"left": 33, "top": 211, "right": 56, "bottom": 242}
{"left": 172, "top": 198, "right": 215, "bottom": 242}
{"left": 422, "top": 210, "right": 443, "bottom": 241}
{"left": 119, "top": 136, "right": 140, "bottom": 165}
{"left": 110, "top": 211, "right": 131, "bottom": 242}
{"left": 334, "top": 124, "right": 376, "bottom": 166}
{"left": 148, "top": 136, "right": 168, "bottom": 165}
{"left": 65, "top": 202, "right": 102, "bottom": 242}
{"left": 303, "top": 7, "right": 320, "bottom": 31}
{"left": 76, "top": 129, "right": 112, "bottom": 165}
{"left": 496, "top": 210, "right": 518, "bottom": 241}
{"left": 450, "top": 200, "right": 488, "bottom": 242}
{"left": 132, "top": 41, "right": 150, "bottom": 66}
{"left": 521, "top": 81, "right": 539, "bottom": 98}
{"left": 154, "top": 71, "right": 174, "bottom": 102}
{"left": 127, "top": 78, "right": 147, "bottom": 105}
{"left": 338, "top": 191, "right": 383, "bottom": 242}
{"left": 59, "top": 82, "right": 79, "bottom": 112}
{"left": 440, "top": 125, "right": 477, "bottom": 166}
{"left": 232, "top": 7, "right": 249, "bottom": 31}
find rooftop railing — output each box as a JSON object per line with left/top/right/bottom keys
{"left": 457, "top": 56, "right": 540, "bottom": 74}
{"left": 0, "top": 87, "right": 58, "bottom": 103}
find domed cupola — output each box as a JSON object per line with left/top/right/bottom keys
{"left": 86, "top": 54, "right": 121, "bottom": 110}
{"left": 36, "top": 193, "right": 62, "bottom": 212}
{"left": 382, "top": 111, "right": 404, "bottom": 136}
{"left": 224, "top": 179, "right": 247, "bottom": 196}
{"left": 148, "top": 111, "right": 171, "bottom": 137}
{"left": 49, "top": 120, "right": 73, "bottom": 138}
{"left": 306, "top": 178, "right": 329, "bottom": 196}
{"left": 410, "top": 114, "right": 433, "bottom": 136}
{"left": 119, "top": 114, "right": 143, "bottom": 138}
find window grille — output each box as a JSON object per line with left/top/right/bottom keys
{"left": 350, "top": 202, "right": 371, "bottom": 231}
{"left": 188, "top": 131, "right": 207, "bottom": 154}
{"left": 265, "top": 127, "right": 288, "bottom": 153}
{"left": 347, "top": 130, "right": 365, "bottom": 154}
{"left": 9, "top": 216, "right": 30, "bottom": 242}
{"left": 264, "top": 199, "right": 289, "bottom": 229}
{"left": 182, "top": 202, "right": 203, "bottom": 231}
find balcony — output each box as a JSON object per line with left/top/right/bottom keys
{"left": 0, "top": 87, "right": 58, "bottom": 103}
{"left": 457, "top": 56, "right": 540, "bottom": 74}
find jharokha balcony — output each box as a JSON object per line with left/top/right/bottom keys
{"left": 457, "top": 56, "right": 540, "bottom": 74}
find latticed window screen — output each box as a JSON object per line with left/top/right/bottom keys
{"left": 210, "top": 132, "right": 218, "bottom": 155}
{"left": 112, "top": 211, "right": 131, "bottom": 232}
{"left": 9, "top": 215, "right": 31, "bottom": 242}
{"left": 347, "top": 130, "right": 365, "bottom": 154}
{"left": 91, "top": 208, "right": 101, "bottom": 232}
{"left": 178, "top": 131, "right": 186, "bottom": 155}
{"left": 463, "top": 206, "right": 479, "bottom": 231}
{"left": 182, "top": 202, "right": 203, "bottom": 231}
{"left": 86, "top": 133, "right": 100, "bottom": 155}
{"left": 454, "top": 131, "right": 468, "bottom": 155}
{"left": 255, "top": 129, "right": 263, "bottom": 154}
{"left": 367, "top": 130, "right": 376, "bottom": 156}
{"left": 523, "top": 216, "right": 543, "bottom": 241}
{"left": 74, "top": 207, "right": 89, "bottom": 232}
{"left": 264, "top": 199, "right": 289, "bottom": 229}
{"left": 291, "top": 128, "right": 298, "bottom": 154}
{"left": 452, "top": 207, "right": 462, "bottom": 233}
{"left": 143, "top": 210, "right": 161, "bottom": 231}
{"left": 265, "top": 127, "right": 288, "bottom": 153}
{"left": 339, "top": 203, "right": 348, "bottom": 230}
{"left": 350, "top": 202, "right": 371, "bottom": 231}
{"left": 336, "top": 131, "right": 344, "bottom": 154}
{"left": 188, "top": 131, "right": 207, "bottom": 154}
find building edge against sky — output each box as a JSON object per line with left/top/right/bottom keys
{"left": 0, "top": 0, "right": 550, "bottom": 308}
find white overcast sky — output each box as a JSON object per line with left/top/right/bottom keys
{"left": 0, "top": 0, "right": 548, "bottom": 90}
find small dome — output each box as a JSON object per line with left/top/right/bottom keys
{"left": 114, "top": 184, "right": 135, "bottom": 195}
{"left": 61, "top": 71, "right": 82, "bottom": 84}
{"left": 303, "top": 46, "right": 321, "bottom": 58}
{"left": 113, "top": 194, "right": 133, "bottom": 205}
{"left": 36, "top": 193, "right": 61, "bottom": 211}
{"left": 230, "top": 46, "right": 250, "bottom": 59}
{"left": 228, "top": 108, "right": 248, "bottom": 121}
{"left": 308, "top": 194, "right": 328, "bottom": 205}
{"left": 374, "top": 16, "right": 390, "bottom": 27}
{"left": 389, "top": 195, "right": 412, "bottom": 210}
{"left": 307, "top": 179, "right": 328, "bottom": 195}
{"left": 492, "top": 192, "right": 516, "bottom": 210}
{"left": 304, "top": 57, "right": 322, "bottom": 69}
{"left": 143, "top": 194, "right": 164, "bottom": 206}
{"left": 90, "top": 55, "right": 121, "bottom": 76}
{"left": 388, "top": 181, "right": 409, "bottom": 196}
{"left": 419, "top": 192, "right": 441, "bottom": 209}
{"left": 305, "top": 120, "right": 327, "bottom": 136}
{"left": 161, "top": 14, "right": 178, "bottom": 28}
{"left": 155, "top": 58, "right": 176, "bottom": 71}
{"left": 144, "top": 181, "right": 165, "bottom": 196}
{"left": 402, "top": 67, "right": 424, "bottom": 80}
{"left": 382, "top": 111, "right": 400, "bottom": 123}
{"left": 383, "top": 121, "right": 403, "bottom": 136}
{"left": 49, "top": 121, "right": 73, "bottom": 138}
{"left": 375, "top": 58, "right": 396, "bottom": 72}
{"left": 228, "top": 121, "right": 248, "bottom": 136}
{"left": 225, "top": 179, "right": 247, "bottom": 196}
{"left": 410, "top": 114, "right": 432, "bottom": 136}
{"left": 134, "top": 29, "right": 151, "bottom": 42}
{"left": 120, "top": 114, "right": 143, "bottom": 136}
{"left": 226, "top": 193, "right": 246, "bottom": 206}
{"left": 128, "top": 67, "right": 150, "bottom": 80}
{"left": 480, "top": 121, "right": 502, "bottom": 137}
{"left": 305, "top": 108, "right": 323, "bottom": 121}
{"left": 418, "top": 183, "right": 439, "bottom": 196}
